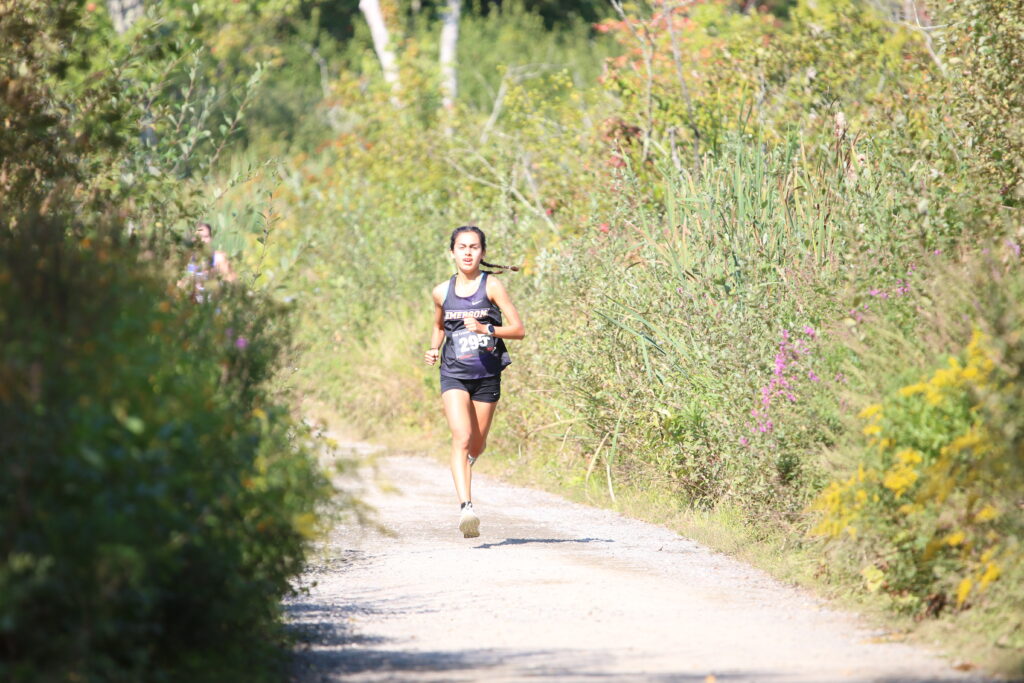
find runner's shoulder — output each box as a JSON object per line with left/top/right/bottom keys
{"left": 485, "top": 273, "right": 508, "bottom": 297}
{"left": 432, "top": 279, "right": 450, "bottom": 304}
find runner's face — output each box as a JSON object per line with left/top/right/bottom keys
{"left": 195, "top": 225, "right": 212, "bottom": 244}
{"left": 452, "top": 233, "right": 483, "bottom": 273}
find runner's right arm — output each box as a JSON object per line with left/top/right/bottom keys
{"left": 424, "top": 284, "right": 446, "bottom": 365}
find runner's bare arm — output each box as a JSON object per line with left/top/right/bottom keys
{"left": 425, "top": 283, "right": 446, "bottom": 365}
{"left": 483, "top": 275, "right": 525, "bottom": 340}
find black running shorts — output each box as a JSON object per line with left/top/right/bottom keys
{"left": 440, "top": 374, "right": 501, "bottom": 403}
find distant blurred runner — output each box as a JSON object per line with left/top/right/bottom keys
{"left": 180, "top": 221, "right": 237, "bottom": 303}
{"left": 424, "top": 226, "right": 525, "bottom": 538}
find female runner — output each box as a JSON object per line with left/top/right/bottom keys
{"left": 424, "top": 226, "right": 525, "bottom": 538}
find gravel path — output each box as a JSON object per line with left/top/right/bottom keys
{"left": 286, "top": 450, "right": 983, "bottom": 682}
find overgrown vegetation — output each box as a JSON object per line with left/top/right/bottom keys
{"left": 1, "top": 2, "right": 331, "bottom": 679}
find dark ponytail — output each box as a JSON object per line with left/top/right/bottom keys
{"left": 481, "top": 260, "right": 520, "bottom": 273}
{"left": 449, "top": 225, "right": 519, "bottom": 274}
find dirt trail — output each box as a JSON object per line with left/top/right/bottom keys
{"left": 287, "top": 450, "right": 984, "bottom": 682}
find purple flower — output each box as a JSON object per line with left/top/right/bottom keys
{"left": 781, "top": 329, "right": 790, "bottom": 341}
{"left": 1007, "top": 240, "right": 1021, "bottom": 258}
{"left": 235, "top": 336, "right": 249, "bottom": 350}
{"left": 808, "top": 370, "right": 820, "bottom": 382}
{"left": 803, "top": 325, "right": 816, "bottom": 339}
{"left": 739, "top": 437, "right": 749, "bottom": 446}
{"left": 868, "top": 288, "right": 883, "bottom": 297}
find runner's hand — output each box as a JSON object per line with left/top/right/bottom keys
{"left": 463, "top": 318, "right": 485, "bottom": 334}
{"left": 424, "top": 348, "right": 439, "bottom": 365}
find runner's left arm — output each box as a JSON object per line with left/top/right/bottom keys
{"left": 482, "top": 276, "right": 525, "bottom": 340}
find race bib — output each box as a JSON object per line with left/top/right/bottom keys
{"left": 452, "top": 328, "right": 494, "bottom": 357}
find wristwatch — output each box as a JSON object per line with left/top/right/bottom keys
{"left": 485, "top": 324, "right": 495, "bottom": 335}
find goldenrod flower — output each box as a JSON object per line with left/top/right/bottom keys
{"left": 944, "top": 530, "right": 965, "bottom": 546}
{"left": 858, "top": 403, "right": 882, "bottom": 419}
{"left": 974, "top": 504, "right": 999, "bottom": 523}
{"left": 898, "top": 382, "right": 927, "bottom": 397}
{"left": 979, "top": 562, "right": 1001, "bottom": 589}
{"left": 956, "top": 577, "right": 973, "bottom": 607}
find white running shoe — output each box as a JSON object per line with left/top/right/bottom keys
{"left": 468, "top": 455, "right": 477, "bottom": 467}
{"left": 459, "top": 503, "right": 480, "bottom": 538}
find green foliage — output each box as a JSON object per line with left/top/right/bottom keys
{"left": 812, "top": 254, "right": 1024, "bottom": 627}
{"left": 1, "top": 1, "right": 332, "bottom": 679}
{"left": 0, "top": 220, "right": 330, "bottom": 681}
{"left": 940, "top": 0, "right": 1024, "bottom": 204}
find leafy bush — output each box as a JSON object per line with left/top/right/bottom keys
{"left": 810, "top": 252, "right": 1023, "bottom": 625}
{"left": 813, "top": 330, "right": 1019, "bottom": 614}
{"left": 1, "top": 2, "right": 332, "bottom": 679}
{"left": 0, "top": 213, "right": 330, "bottom": 682}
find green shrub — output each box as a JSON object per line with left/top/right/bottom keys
{"left": 811, "top": 252, "right": 1023, "bottom": 623}
{"left": 0, "top": 215, "right": 330, "bottom": 681}
{"left": 1, "top": 3, "right": 332, "bottom": 679}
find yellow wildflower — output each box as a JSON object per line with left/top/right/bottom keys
{"left": 895, "top": 449, "right": 922, "bottom": 465}
{"left": 947, "top": 427, "right": 985, "bottom": 454}
{"left": 858, "top": 403, "right": 883, "bottom": 419}
{"left": 863, "top": 424, "right": 882, "bottom": 436}
{"left": 898, "top": 383, "right": 927, "bottom": 397}
{"left": 956, "top": 577, "right": 973, "bottom": 606}
{"left": 944, "top": 530, "right": 965, "bottom": 546}
{"left": 974, "top": 505, "right": 1000, "bottom": 523}
{"left": 979, "top": 562, "right": 1001, "bottom": 589}
{"left": 883, "top": 465, "right": 918, "bottom": 497}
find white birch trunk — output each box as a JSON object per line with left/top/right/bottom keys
{"left": 359, "top": 0, "right": 401, "bottom": 93}
{"left": 106, "top": 0, "right": 144, "bottom": 34}
{"left": 439, "top": 0, "right": 461, "bottom": 112}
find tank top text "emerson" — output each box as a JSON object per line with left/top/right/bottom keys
{"left": 440, "top": 272, "right": 511, "bottom": 380}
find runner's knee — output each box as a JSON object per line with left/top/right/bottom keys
{"left": 451, "top": 432, "right": 472, "bottom": 451}
{"left": 468, "top": 437, "right": 487, "bottom": 457}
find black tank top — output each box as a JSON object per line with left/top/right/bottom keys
{"left": 440, "top": 273, "right": 511, "bottom": 379}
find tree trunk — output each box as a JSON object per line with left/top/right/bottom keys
{"left": 359, "top": 0, "right": 401, "bottom": 94}
{"left": 439, "top": 0, "right": 461, "bottom": 112}
{"left": 106, "top": 0, "right": 144, "bottom": 34}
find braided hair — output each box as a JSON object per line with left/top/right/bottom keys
{"left": 449, "top": 225, "right": 519, "bottom": 274}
